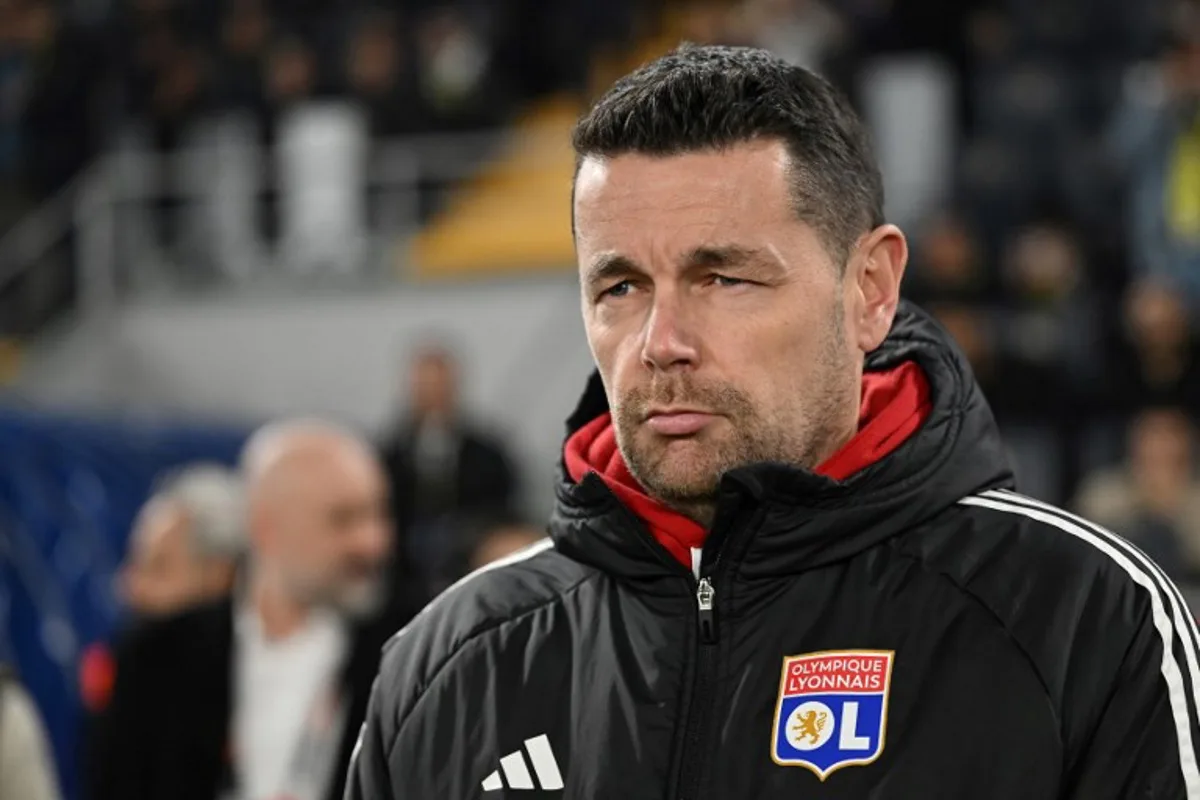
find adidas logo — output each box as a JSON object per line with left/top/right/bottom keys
{"left": 481, "top": 734, "right": 564, "bottom": 792}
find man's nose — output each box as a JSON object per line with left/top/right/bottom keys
{"left": 640, "top": 293, "right": 700, "bottom": 372}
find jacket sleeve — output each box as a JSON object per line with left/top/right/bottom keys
{"left": 344, "top": 673, "right": 397, "bottom": 800}
{"left": 1063, "top": 594, "right": 1200, "bottom": 800}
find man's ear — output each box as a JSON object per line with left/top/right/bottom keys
{"left": 848, "top": 224, "right": 907, "bottom": 352}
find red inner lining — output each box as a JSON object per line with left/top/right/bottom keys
{"left": 563, "top": 362, "right": 932, "bottom": 568}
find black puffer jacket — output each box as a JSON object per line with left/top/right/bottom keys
{"left": 347, "top": 303, "right": 1200, "bottom": 799}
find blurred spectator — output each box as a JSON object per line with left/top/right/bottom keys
{"left": 14, "top": 0, "right": 102, "bottom": 198}
{"left": 677, "top": 0, "right": 739, "bottom": 45}
{"left": 999, "top": 220, "right": 1107, "bottom": 499}
{"left": 264, "top": 30, "right": 373, "bottom": 274}
{"left": 998, "top": 220, "right": 1101, "bottom": 398}
{"left": 80, "top": 463, "right": 245, "bottom": 712}
{"left": 345, "top": 9, "right": 424, "bottom": 138}
{"left": 429, "top": 511, "right": 548, "bottom": 584}
{"left": 0, "top": 0, "right": 101, "bottom": 336}
{"left": 0, "top": 2, "right": 29, "bottom": 198}
{"left": 88, "top": 419, "right": 412, "bottom": 800}
{"left": 415, "top": 7, "right": 507, "bottom": 131}
{"left": 264, "top": 34, "right": 317, "bottom": 115}
{"left": 1111, "top": 20, "right": 1200, "bottom": 311}
{"left": 927, "top": 301, "right": 998, "bottom": 381}
{"left": 468, "top": 517, "right": 546, "bottom": 572}
{"left": 77, "top": 465, "right": 244, "bottom": 727}
{"left": 1106, "top": 278, "right": 1200, "bottom": 414}
{"left": 0, "top": 665, "right": 62, "bottom": 800}
{"left": 381, "top": 342, "right": 518, "bottom": 598}
{"left": 732, "top": 0, "right": 846, "bottom": 74}
{"left": 905, "top": 211, "right": 993, "bottom": 305}
{"left": 214, "top": 0, "right": 271, "bottom": 114}
{"left": 1075, "top": 407, "right": 1200, "bottom": 580}
{"left": 927, "top": 297, "right": 1069, "bottom": 502}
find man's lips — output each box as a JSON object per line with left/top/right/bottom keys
{"left": 643, "top": 410, "right": 718, "bottom": 436}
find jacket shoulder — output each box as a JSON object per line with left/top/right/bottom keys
{"left": 910, "top": 489, "right": 1168, "bottom": 621}
{"left": 898, "top": 489, "right": 1193, "bottom": 744}
{"left": 373, "top": 540, "right": 595, "bottom": 724}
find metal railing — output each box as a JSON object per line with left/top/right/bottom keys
{"left": 0, "top": 119, "right": 572, "bottom": 326}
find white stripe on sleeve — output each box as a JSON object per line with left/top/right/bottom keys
{"left": 959, "top": 493, "right": 1200, "bottom": 798}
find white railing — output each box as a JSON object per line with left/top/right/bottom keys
{"left": 0, "top": 118, "right": 570, "bottom": 323}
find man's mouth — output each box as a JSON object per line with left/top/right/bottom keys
{"left": 643, "top": 409, "right": 718, "bottom": 436}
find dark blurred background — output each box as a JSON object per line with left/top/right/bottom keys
{"left": 2, "top": 0, "right": 1200, "bottom": 797}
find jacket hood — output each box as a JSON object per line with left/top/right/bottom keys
{"left": 550, "top": 300, "right": 1015, "bottom": 581}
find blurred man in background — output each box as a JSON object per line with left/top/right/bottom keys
{"left": 381, "top": 341, "right": 518, "bottom": 598}
{"left": 89, "top": 419, "right": 406, "bottom": 800}
{"left": 80, "top": 464, "right": 245, "bottom": 717}
{"left": 1113, "top": 13, "right": 1200, "bottom": 313}
{"left": 1076, "top": 406, "right": 1200, "bottom": 580}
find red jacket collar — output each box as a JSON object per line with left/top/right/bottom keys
{"left": 563, "top": 361, "right": 932, "bottom": 570}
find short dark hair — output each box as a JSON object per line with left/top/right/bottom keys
{"left": 572, "top": 44, "right": 885, "bottom": 264}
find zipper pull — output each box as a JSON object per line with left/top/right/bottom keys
{"left": 696, "top": 577, "right": 717, "bottom": 643}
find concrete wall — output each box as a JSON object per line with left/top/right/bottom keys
{"left": 14, "top": 278, "right": 597, "bottom": 519}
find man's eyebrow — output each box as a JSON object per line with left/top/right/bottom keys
{"left": 684, "top": 244, "right": 761, "bottom": 267}
{"left": 684, "top": 244, "right": 785, "bottom": 276}
{"left": 584, "top": 253, "right": 643, "bottom": 286}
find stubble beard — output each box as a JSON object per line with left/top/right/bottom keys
{"left": 612, "top": 310, "right": 856, "bottom": 526}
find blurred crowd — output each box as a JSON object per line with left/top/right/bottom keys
{"left": 0, "top": 0, "right": 648, "bottom": 319}
{"left": 68, "top": 342, "right": 533, "bottom": 800}
{"left": 0, "top": 0, "right": 641, "bottom": 204}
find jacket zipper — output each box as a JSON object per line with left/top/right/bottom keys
{"left": 675, "top": 574, "right": 720, "bottom": 800}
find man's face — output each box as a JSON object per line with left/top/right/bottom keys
{"left": 574, "top": 140, "right": 865, "bottom": 519}
{"left": 121, "top": 502, "right": 231, "bottom": 617}
{"left": 268, "top": 446, "right": 393, "bottom": 617}
{"left": 1131, "top": 410, "right": 1194, "bottom": 484}
{"left": 410, "top": 353, "right": 457, "bottom": 420}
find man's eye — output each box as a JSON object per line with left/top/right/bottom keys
{"left": 599, "top": 280, "right": 634, "bottom": 299}
{"left": 712, "top": 274, "right": 748, "bottom": 287}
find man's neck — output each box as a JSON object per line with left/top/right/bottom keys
{"left": 250, "top": 573, "right": 310, "bottom": 641}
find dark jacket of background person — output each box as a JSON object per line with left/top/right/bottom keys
{"left": 379, "top": 345, "right": 520, "bottom": 598}
{"left": 84, "top": 596, "right": 410, "bottom": 800}
{"left": 382, "top": 420, "right": 516, "bottom": 586}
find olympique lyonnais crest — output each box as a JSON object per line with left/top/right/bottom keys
{"left": 771, "top": 650, "right": 895, "bottom": 780}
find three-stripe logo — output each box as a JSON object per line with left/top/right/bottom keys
{"left": 482, "top": 734, "right": 564, "bottom": 792}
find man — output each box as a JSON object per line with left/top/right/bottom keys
{"left": 81, "top": 464, "right": 245, "bottom": 717}
{"left": 380, "top": 342, "right": 518, "bottom": 597}
{"left": 348, "top": 46, "right": 1200, "bottom": 799}
{"left": 91, "top": 420, "right": 409, "bottom": 800}
{"left": 1075, "top": 407, "right": 1200, "bottom": 581}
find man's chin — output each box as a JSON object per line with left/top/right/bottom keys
{"left": 637, "top": 460, "right": 722, "bottom": 507}
{"left": 331, "top": 581, "right": 386, "bottom": 619}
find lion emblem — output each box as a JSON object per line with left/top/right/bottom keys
{"left": 791, "top": 709, "right": 828, "bottom": 745}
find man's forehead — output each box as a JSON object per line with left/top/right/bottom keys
{"left": 573, "top": 143, "right": 796, "bottom": 242}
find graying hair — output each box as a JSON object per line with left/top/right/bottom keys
{"left": 149, "top": 464, "right": 246, "bottom": 559}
